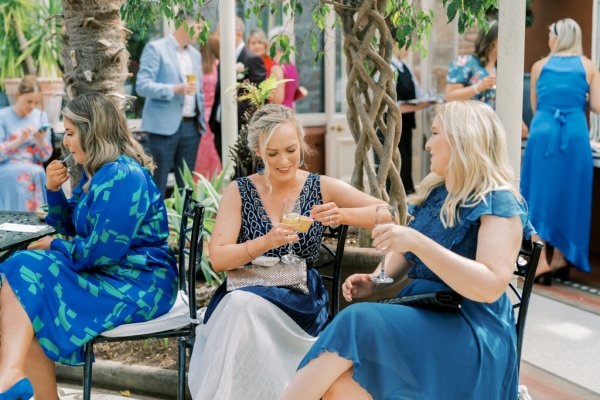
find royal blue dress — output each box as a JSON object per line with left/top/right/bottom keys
{"left": 0, "top": 155, "right": 178, "bottom": 365}
{"left": 521, "top": 55, "right": 592, "bottom": 272}
{"left": 298, "top": 186, "right": 534, "bottom": 399}
{"left": 204, "top": 173, "right": 329, "bottom": 336}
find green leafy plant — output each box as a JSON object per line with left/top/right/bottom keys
{"left": 0, "top": 0, "right": 62, "bottom": 87}
{"left": 164, "top": 162, "right": 230, "bottom": 286}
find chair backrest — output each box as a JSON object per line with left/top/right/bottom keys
{"left": 313, "top": 225, "right": 349, "bottom": 319}
{"left": 177, "top": 188, "right": 205, "bottom": 324}
{"left": 509, "top": 239, "right": 544, "bottom": 370}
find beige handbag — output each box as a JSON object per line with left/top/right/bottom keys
{"left": 226, "top": 258, "right": 309, "bottom": 295}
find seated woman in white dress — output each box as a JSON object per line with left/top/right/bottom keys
{"left": 281, "top": 100, "right": 534, "bottom": 400}
{"left": 187, "top": 104, "right": 386, "bottom": 400}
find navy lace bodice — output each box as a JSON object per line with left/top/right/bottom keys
{"left": 236, "top": 173, "right": 325, "bottom": 265}
{"left": 405, "top": 185, "right": 534, "bottom": 282}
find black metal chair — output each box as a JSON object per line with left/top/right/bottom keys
{"left": 313, "top": 224, "right": 349, "bottom": 319}
{"left": 509, "top": 239, "right": 544, "bottom": 371}
{"left": 82, "top": 188, "right": 204, "bottom": 400}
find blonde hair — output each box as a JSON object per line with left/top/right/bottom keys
{"left": 247, "top": 104, "right": 312, "bottom": 192}
{"left": 62, "top": 93, "right": 155, "bottom": 191}
{"left": 247, "top": 28, "right": 268, "bottom": 52}
{"left": 550, "top": 18, "right": 583, "bottom": 55}
{"left": 409, "top": 100, "right": 521, "bottom": 227}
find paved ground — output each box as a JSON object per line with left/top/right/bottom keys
{"left": 58, "top": 384, "right": 161, "bottom": 399}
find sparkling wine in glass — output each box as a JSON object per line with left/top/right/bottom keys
{"left": 372, "top": 205, "right": 396, "bottom": 284}
{"left": 281, "top": 197, "right": 301, "bottom": 263}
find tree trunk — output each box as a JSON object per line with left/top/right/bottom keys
{"left": 61, "top": 0, "right": 130, "bottom": 108}
{"left": 334, "top": 0, "right": 407, "bottom": 225}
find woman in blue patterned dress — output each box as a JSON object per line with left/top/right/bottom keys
{"left": 188, "top": 104, "right": 386, "bottom": 400}
{"left": 0, "top": 75, "right": 53, "bottom": 211}
{"left": 282, "top": 101, "right": 534, "bottom": 400}
{"left": 0, "top": 93, "right": 177, "bottom": 400}
{"left": 446, "top": 22, "right": 498, "bottom": 108}
{"left": 522, "top": 18, "right": 600, "bottom": 281}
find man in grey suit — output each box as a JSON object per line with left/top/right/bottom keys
{"left": 137, "top": 11, "right": 205, "bottom": 196}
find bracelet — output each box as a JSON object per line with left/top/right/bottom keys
{"left": 472, "top": 84, "right": 480, "bottom": 95}
{"left": 244, "top": 241, "right": 256, "bottom": 261}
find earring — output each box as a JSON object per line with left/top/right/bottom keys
{"left": 256, "top": 160, "right": 265, "bottom": 175}
{"left": 299, "top": 157, "right": 305, "bottom": 168}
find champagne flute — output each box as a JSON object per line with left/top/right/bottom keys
{"left": 372, "top": 205, "right": 396, "bottom": 284}
{"left": 281, "top": 197, "right": 301, "bottom": 263}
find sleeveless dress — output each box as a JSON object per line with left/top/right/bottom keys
{"left": 0, "top": 155, "right": 177, "bottom": 365}
{"left": 188, "top": 173, "right": 329, "bottom": 399}
{"left": 520, "top": 55, "right": 592, "bottom": 272}
{"left": 298, "top": 186, "right": 534, "bottom": 400}
{"left": 194, "top": 60, "right": 222, "bottom": 178}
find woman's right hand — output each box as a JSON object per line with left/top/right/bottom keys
{"left": 265, "top": 223, "right": 299, "bottom": 249}
{"left": 476, "top": 76, "right": 496, "bottom": 92}
{"left": 342, "top": 273, "right": 377, "bottom": 302}
{"left": 46, "top": 160, "right": 69, "bottom": 191}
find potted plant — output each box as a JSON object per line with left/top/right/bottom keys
{"left": 0, "top": 0, "right": 63, "bottom": 124}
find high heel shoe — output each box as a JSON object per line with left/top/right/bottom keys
{"left": 534, "top": 272, "right": 552, "bottom": 286}
{"left": 0, "top": 378, "right": 33, "bottom": 400}
{"left": 552, "top": 265, "right": 570, "bottom": 281}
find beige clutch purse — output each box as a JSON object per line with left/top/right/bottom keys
{"left": 226, "top": 257, "right": 309, "bottom": 295}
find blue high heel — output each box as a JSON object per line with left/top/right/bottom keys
{"left": 0, "top": 378, "right": 33, "bottom": 400}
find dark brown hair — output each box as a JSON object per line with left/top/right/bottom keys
{"left": 473, "top": 21, "right": 498, "bottom": 67}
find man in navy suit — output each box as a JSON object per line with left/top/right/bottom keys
{"left": 209, "top": 17, "right": 266, "bottom": 159}
{"left": 137, "top": 11, "right": 205, "bottom": 195}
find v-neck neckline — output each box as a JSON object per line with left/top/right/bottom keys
{"left": 244, "top": 174, "right": 312, "bottom": 226}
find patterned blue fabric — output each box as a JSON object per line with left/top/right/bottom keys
{"left": 204, "top": 173, "right": 329, "bottom": 336}
{"left": 0, "top": 155, "right": 178, "bottom": 365}
{"left": 0, "top": 107, "right": 52, "bottom": 211}
{"left": 298, "top": 185, "right": 533, "bottom": 399}
{"left": 447, "top": 54, "right": 496, "bottom": 108}
{"left": 521, "top": 56, "right": 592, "bottom": 273}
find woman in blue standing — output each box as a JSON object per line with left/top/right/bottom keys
{"left": 521, "top": 18, "right": 600, "bottom": 282}
{"left": 281, "top": 101, "right": 533, "bottom": 400}
{"left": 0, "top": 93, "right": 177, "bottom": 399}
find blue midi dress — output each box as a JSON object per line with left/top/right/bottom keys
{"left": 520, "top": 55, "right": 593, "bottom": 272}
{"left": 204, "top": 173, "right": 329, "bottom": 336}
{"left": 0, "top": 155, "right": 178, "bottom": 365}
{"left": 298, "top": 186, "right": 534, "bottom": 400}
{"left": 0, "top": 107, "right": 52, "bottom": 211}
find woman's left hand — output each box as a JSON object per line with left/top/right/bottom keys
{"left": 371, "top": 224, "right": 419, "bottom": 254}
{"left": 310, "top": 202, "right": 344, "bottom": 226}
{"left": 27, "top": 236, "right": 54, "bottom": 250}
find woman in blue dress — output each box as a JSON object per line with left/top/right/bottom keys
{"left": 0, "top": 93, "right": 177, "bottom": 400}
{"left": 0, "top": 75, "right": 53, "bottom": 211}
{"left": 187, "top": 104, "right": 386, "bottom": 400}
{"left": 521, "top": 18, "right": 600, "bottom": 281}
{"left": 281, "top": 101, "right": 534, "bottom": 400}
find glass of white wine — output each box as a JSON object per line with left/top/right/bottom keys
{"left": 371, "top": 205, "right": 396, "bottom": 284}
{"left": 281, "top": 197, "right": 301, "bottom": 263}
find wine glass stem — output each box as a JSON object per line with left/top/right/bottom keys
{"left": 380, "top": 252, "right": 385, "bottom": 276}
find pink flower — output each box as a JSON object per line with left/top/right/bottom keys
{"left": 26, "top": 199, "right": 39, "bottom": 211}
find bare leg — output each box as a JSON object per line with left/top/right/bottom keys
{"left": 24, "top": 339, "right": 59, "bottom": 400}
{"left": 0, "top": 280, "right": 34, "bottom": 390}
{"left": 549, "top": 247, "right": 568, "bottom": 270}
{"left": 280, "top": 352, "right": 353, "bottom": 400}
{"left": 532, "top": 234, "right": 551, "bottom": 276}
{"left": 323, "top": 370, "right": 372, "bottom": 400}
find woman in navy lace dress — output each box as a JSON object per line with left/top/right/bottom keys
{"left": 188, "top": 104, "right": 386, "bottom": 399}
{"left": 282, "top": 101, "right": 534, "bottom": 400}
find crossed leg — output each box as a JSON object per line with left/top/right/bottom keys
{"left": 0, "top": 280, "right": 59, "bottom": 399}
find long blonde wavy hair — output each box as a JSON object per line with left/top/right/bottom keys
{"left": 409, "top": 100, "right": 522, "bottom": 227}
{"left": 62, "top": 93, "right": 155, "bottom": 191}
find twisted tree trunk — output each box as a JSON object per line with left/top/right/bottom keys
{"left": 61, "top": 0, "right": 130, "bottom": 108}
{"left": 333, "top": 0, "right": 407, "bottom": 224}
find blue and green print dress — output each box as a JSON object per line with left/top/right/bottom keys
{"left": 0, "top": 155, "right": 177, "bottom": 365}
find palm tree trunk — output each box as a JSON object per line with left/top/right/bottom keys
{"left": 61, "top": 0, "right": 130, "bottom": 108}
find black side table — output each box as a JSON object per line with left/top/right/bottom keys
{"left": 0, "top": 211, "right": 56, "bottom": 261}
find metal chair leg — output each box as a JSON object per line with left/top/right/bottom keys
{"left": 83, "top": 342, "right": 94, "bottom": 400}
{"left": 178, "top": 338, "right": 186, "bottom": 400}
